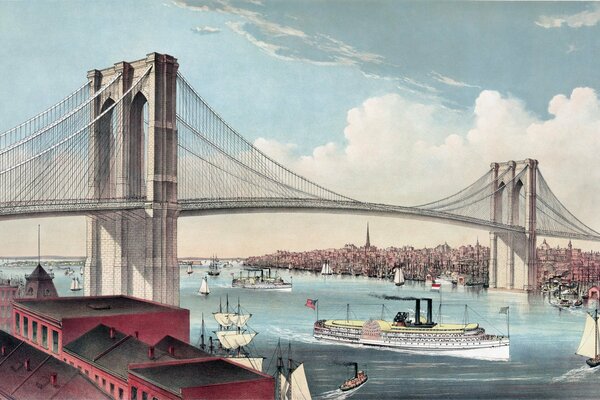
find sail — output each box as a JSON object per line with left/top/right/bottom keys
{"left": 577, "top": 313, "right": 599, "bottom": 358}
{"left": 290, "top": 363, "right": 312, "bottom": 400}
{"left": 279, "top": 373, "right": 289, "bottom": 400}
{"left": 213, "top": 312, "right": 237, "bottom": 327}
{"left": 216, "top": 331, "right": 256, "bottom": 349}
{"left": 321, "top": 263, "right": 327, "bottom": 274}
{"left": 187, "top": 264, "right": 193, "bottom": 274}
{"left": 199, "top": 278, "right": 209, "bottom": 295}
{"left": 230, "top": 313, "right": 252, "bottom": 328}
{"left": 229, "top": 357, "right": 263, "bottom": 372}
{"left": 70, "top": 278, "right": 75, "bottom": 291}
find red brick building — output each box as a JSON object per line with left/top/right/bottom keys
{"left": 12, "top": 295, "right": 190, "bottom": 358}
{"left": 0, "top": 278, "right": 19, "bottom": 333}
{"left": 7, "top": 295, "right": 274, "bottom": 400}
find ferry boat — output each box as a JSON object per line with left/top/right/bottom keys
{"left": 339, "top": 363, "right": 368, "bottom": 392}
{"left": 232, "top": 268, "right": 292, "bottom": 291}
{"left": 313, "top": 298, "right": 510, "bottom": 361}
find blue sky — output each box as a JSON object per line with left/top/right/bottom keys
{"left": 1, "top": 1, "right": 600, "bottom": 256}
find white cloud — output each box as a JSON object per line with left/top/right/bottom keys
{"left": 431, "top": 72, "right": 479, "bottom": 89}
{"left": 191, "top": 26, "right": 221, "bottom": 35}
{"left": 174, "top": 0, "right": 385, "bottom": 68}
{"left": 254, "top": 87, "right": 600, "bottom": 232}
{"left": 535, "top": 5, "right": 600, "bottom": 29}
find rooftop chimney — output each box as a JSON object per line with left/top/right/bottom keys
{"left": 50, "top": 373, "right": 57, "bottom": 386}
{"left": 148, "top": 346, "right": 155, "bottom": 360}
{"left": 134, "top": 331, "right": 139, "bottom": 339}
{"left": 1, "top": 345, "right": 6, "bottom": 356}
{"left": 109, "top": 327, "right": 115, "bottom": 339}
{"left": 24, "top": 358, "right": 30, "bottom": 371}
{"left": 168, "top": 345, "right": 175, "bottom": 356}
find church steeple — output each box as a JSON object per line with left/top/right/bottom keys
{"left": 365, "top": 223, "right": 371, "bottom": 249}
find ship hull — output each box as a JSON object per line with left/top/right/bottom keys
{"left": 586, "top": 358, "right": 600, "bottom": 368}
{"left": 314, "top": 318, "right": 510, "bottom": 361}
{"left": 314, "top": 332, "right": 510, "bottom": 361}
{"left": 232, "top": 283, "right": 292, "bottom": 291}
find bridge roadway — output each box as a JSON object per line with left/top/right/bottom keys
{"left": 1, "top": 197, "right": 598, "bottom": 241}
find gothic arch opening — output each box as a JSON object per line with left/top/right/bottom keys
{"left": 513, "top": 179, "right": 524, "bottom": 226}
{"left": 96, "top": 98, "right": 116, "bottom": 199}
{"left": 495, "top": 182, "right": 506, "bottom": 224}
{"left": 128, "top": 92, "right": 149, "bottom": 199}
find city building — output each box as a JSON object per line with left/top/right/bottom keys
{"left": 0, "top": 330, "right": 109, "bottom": 399}
{"left": 12, "top": 295, "right": 190, "bottom": 358}
{"left": 22, "top": 264, "right": 58, "bottom": 299}
{"left": 7, "top": 295, "right": 274, "bottom": 400}
{"left": 0, "top": 277, "right": 19, "bottom": 333}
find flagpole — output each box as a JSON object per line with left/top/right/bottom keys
{"left": 316, "top": 300, "right": 319, "bottom": 322}
{"left": 507, "top": 306, "right": 510, "bottom": 339}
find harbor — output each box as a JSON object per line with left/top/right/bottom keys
{"left": 3, "top": 261, "right": 600, "bottom": 399}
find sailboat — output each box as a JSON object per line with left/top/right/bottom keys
{"left": 394, "top": 268, "right": 405, "bottom": 286}
{"left": 213, "top": 296, "right": 263, "bottom": 371}
{"left": 320, "top": 261, "right": 333, "bottom": 275}
{"left": 187, "top": 263, "right": 194, "bottom": 275}
{"left": 70, "top": 277, "right": 82, "bottom": 292}
{"left": 276, "top": 341, "right": 312, "bottom": 400}
{"left": 576, "top": 309, "right": 600, "bottom": 368}
{"left": 208, "top": 256, "right": 221, "bottom": 276}
{"left": 199, "top": 275, "right": 210, "bottom": 295}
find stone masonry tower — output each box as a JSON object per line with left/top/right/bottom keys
{"left": 84, "top": 53, "right": 179, "bottom": 305}
{"left": 489, "top": 159, "right": 537, "bottom": 291}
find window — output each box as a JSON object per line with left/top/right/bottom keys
{"left": 102, "top": 378, "right": 106, "bottom": 388}
{"left": 118, "top": 388, "right": 124, "bottom": 400}
{"left": 95, "top": 374, "right": 99, "bottom": 383}
{"left": 110, "top": 383, "right": 114, "bottom": 395}
{"left": 85, "top": 369, "right": 89, "bottom": 376}
{"left": 14, "top": 313, "right": 20, "bottom": 335}
{"left": 23, "top": 316, "right": 28, "bottom": 338}
{"left": 131, "top": 386, "right": 138, "bottom": 400}
{"left": 32, "top": 321, "right": 38, "bottom": 343}
{"left": 42, "top": 325, "right": 48, "bottom": 348}
{"left": 52, "top": 330, "right": 59, "bottom": 354}
{"left": 142, "top": 391, "right": 148, "bottom": 400}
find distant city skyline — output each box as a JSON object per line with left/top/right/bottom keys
{"left": 2, "top": 1, "right": 600, "bottom": 257}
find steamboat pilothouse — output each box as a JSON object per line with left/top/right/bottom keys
{"left": 313, "top": 298, "right": 510, "bottom": 361}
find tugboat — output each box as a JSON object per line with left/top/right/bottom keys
{"left": 577, "top": 309, "right": 600, "bottom": 368}
{"left": 339, "top": 363, "right": 368, "bottom": 392}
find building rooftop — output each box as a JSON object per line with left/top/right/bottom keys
{"left": 130, "top": 359, "right": 271, "bottom": 395}
{"left": 0, "top": 330, "right": 109, "bottom": 400}
{"left": 14, "top": 295, "right": 181, "bottom": 321}
{"left": 154, "top": 335, "right": 211, "bottom": 360}
{"left": 63, "top": 324, "right": 212, "bottom": 380}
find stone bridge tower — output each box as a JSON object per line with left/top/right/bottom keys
{"left": 489, "top": 159, "right": 537, "bottom": 291}
{"left": 84, "top": 53, "right": 179, "bottom": 305}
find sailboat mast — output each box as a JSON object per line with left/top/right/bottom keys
{"left": 346, "top": 304, "right": 350, "bottom": 322}
{"left": 201, "top": 313, "right": 205, "bottom": 350}
{"left": 37, "top": 225, "right": 40, "bottom": 265}
{"left": 594, "top": 308, "right": 598, "bottom": 357}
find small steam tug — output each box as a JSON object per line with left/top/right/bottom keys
{"left": 339, "top": 363, "right": 368, "bottom": 392}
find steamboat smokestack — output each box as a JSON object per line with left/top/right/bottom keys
{"left": 423, "top": 298, "right": 433, "bottom": 324}
{"left": 414, "top": 299, "right": 421, "bottom": 325}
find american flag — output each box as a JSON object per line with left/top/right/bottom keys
{"left": 305, "top": 298, "right": 318, "bottom": 310}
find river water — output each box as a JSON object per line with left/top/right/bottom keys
{"left": 7, "top": 262, "right": 600, "bottom": 399}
